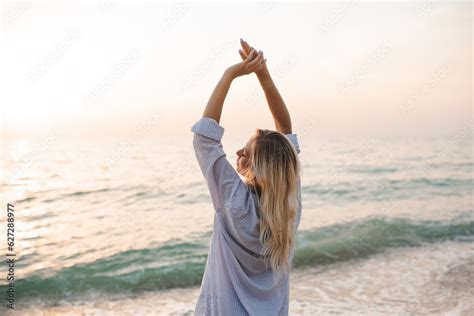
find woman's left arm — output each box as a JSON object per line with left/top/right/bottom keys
{"left": 192, "top": 47, "right": 265, "bottom": 216}
{"left": 201, "top": 70, "right": 233, "bottom": 123}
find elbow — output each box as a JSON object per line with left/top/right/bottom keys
{"left": 192, "top": 133, "right": 201, "bottom": 151}
{"left": 277, "top": 124, "right": 292, "bottom": 134}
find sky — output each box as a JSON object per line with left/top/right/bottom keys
{"left": 0, "top": 1, "right": 472, "bottom": 142}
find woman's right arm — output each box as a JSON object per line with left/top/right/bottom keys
{"left": 240, "top": 39, "right": 292, "bottom": 134}
{"left": 256, "top": 68, "right": 292, "bottom": 134}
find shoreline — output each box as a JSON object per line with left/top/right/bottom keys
{"left": 9, "top": 240, "right": 474, "bottom": 315}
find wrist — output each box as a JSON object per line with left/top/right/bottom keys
{"left": 256, "top": 67, "right": 273, "bottom": 87}
{"left": 223, "top": 68, "right": 237, "bottom": 82}
{"left": 256, "top": 66, "right": 270, "bottom": 80}
{"left": 224, "top": 68, "right": 238, "bottom": 81}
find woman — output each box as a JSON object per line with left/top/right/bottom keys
{"left": 191, "top": 38, "right": 302, "bottom": 315}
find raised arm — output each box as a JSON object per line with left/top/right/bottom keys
{"left": 190, "top": 44, "right": 270, "bottom": 231}
{"left": 239, "top": 38, "right": 292, "bottom": 134}
{"left": 202, "top": 47, "right": 263, "bottom": 123}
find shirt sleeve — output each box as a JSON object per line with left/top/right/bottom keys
{"left": 191, "top": 117, "right": 249, "bottom": 215}
{"left": 284, "top": 133, "right": 301, "bottom": 155}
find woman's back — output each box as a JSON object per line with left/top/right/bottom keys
{"left": 192, "top": 38, "right": 301, "bottom": 315}
{"left": 191, "top": 117, "right": 302, "bottom": 315}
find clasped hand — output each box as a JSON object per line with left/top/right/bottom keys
{"left": 225, "top": 38, "right": 267, "bottom": 79}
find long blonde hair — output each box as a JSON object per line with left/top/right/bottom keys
{"left": 241, "top": 128, "right": 301, "bottom": 275}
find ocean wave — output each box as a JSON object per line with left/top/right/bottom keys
{"left": 349, "top": 166, "right": 398, "bottom": 174}
{"left": 3, "top": 215, "right": 473, "bottom": 302}
{"left": 303, "top": 177, "right": 473, "bottom": 201}
{"left": 292, "top": 215, "right": 474, "bottom": 267}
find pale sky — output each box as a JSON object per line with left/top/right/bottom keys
{"left": 1, "top": 1, "right": 472, "bottom": 142}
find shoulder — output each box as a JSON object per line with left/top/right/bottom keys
{"left": 284, "top": 133, "right": 301, "bottom": 154}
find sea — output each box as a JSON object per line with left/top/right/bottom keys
{"left": 0, "top": 134, "right": 473, "bottom": 315}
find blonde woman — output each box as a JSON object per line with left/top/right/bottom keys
{"left": 191, "top": 38, "right": 302, "bottom": 316}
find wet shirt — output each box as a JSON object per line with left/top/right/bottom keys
{"left": 191, "top": 117, "right": 302, "bottom": 316}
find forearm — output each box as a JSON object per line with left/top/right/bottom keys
{"left": 202, "top": 70, "right": 234, "bottom": 124}
{"left": 256, "top": 68, "right": 292, "bottom": 134}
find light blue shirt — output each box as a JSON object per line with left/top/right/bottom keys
{"left": 191, "top": 117, "right": 302, "bottom": 315}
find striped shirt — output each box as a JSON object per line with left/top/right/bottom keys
{"left": 191, "top": 117, "right": 302, "bottom": 316}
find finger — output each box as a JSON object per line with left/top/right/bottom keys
{"left": 244, "top": 48, "right": 256, "bottom": 64}
{"left": 257, "top": 52, "right": 265, "bottom": 64}
{"left": 247, "top": 58, "right": 264, "bottom": 73}
{"left": 248, "top": 51, "right": 263, "bottom": 68}
{"left": 251, "top": 50, "right": 262, "bottom": 63}
{"left": 248, "top": 52, "right": 261, "bottom": 69}
{"left": 246, "top": 57, "right": 260, "bottom": 71}
{"left": 240, "top": 38, "right": 252, "bottom": 55}
{"left": 239, "top": 49, "right": 246, "bottom": 61}
{"left": 240, "top": 39, "right": 249, "bottom": 54}
{"left": 239, "top": 49, "right": 247, "bottom": 60}
{"left": 249, "top": 46, "right": 255, "bottom": 57}
{"left": 253, "top": 58, "right": 267, "bottom": 72}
